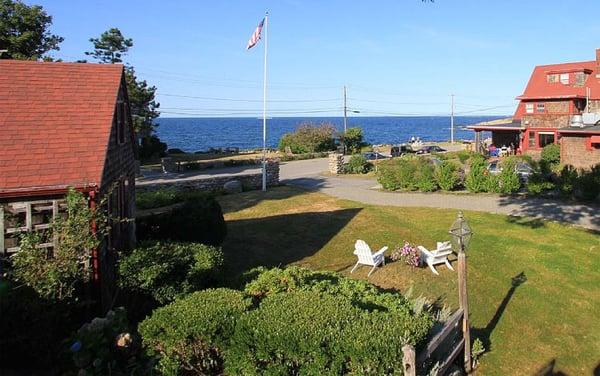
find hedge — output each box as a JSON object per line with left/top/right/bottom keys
{"left": 139, "top": 267, "right": 434, "bottom": 375}
{"left": 136, "top": 196, "right": 227, "bottom": 245}
{"left": 119, "top": 241, "right": 225, "bottom": 304}
{"left": 139, "top": 289, "right": 252, "bottom": 376}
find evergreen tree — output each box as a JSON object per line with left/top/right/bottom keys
{"left": 85, "top": 28, "right": 132, "bottom": 64}
{"left": 0, "top": 0, "right": 63, "bottom": 60}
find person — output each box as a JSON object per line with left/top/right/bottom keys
{"left": 410, "top": 136, "right": 416, "bottom": 143}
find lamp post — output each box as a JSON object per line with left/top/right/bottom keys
{"left": 449, "top": 211, "right": 473, "bottom": 373}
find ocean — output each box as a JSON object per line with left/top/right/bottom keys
{"left": 155, "top": 116, "right": 499, "bottom": 152}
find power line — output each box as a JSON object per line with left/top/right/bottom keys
{"left": 157, "top": 93, "right": 341, "bottom": 103}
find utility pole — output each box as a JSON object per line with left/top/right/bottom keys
{"left": 343, "top": 85, "right": 348, "bottom": 154}
{"left": 450, "top": 94, "right": 455, "bottom": 144}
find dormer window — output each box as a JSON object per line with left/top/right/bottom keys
{"left": 547, "top": 74, "right": 558, "bottom": 83}
{"left": 560, "top": 73, "right": 569, "bottom": 85}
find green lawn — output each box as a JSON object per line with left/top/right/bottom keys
{"left": 218, "top": 186, "right": 600, "bottom": 375}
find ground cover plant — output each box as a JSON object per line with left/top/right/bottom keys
{"left": 218, "top": 186, "right": 600, "bottom": 375}
{"left": 139, "top": 267, "right": 434, "bottom": 375}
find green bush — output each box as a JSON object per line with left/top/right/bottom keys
{"left": 343, "top": 154, "right": 372, "bottom": 174}
{"left": 139, "top": 289, "right": 251, "bottom": 376}
{"left": 136, "top": 197, "right": 227, "bottom": 245}
{"left": 557, "top": 165, "right": 579, "bottom": 197}
{"left": 278, "top": 123, "right": 336, "bottom": 154}
{"left": 575, "top": 164, "right": 600, "bottom": 201}
{"left": 526, "top": 173, "right": 555, "bottom": 195}
{"left": 435, "top": 160, "right": 461, "bottom": 191}
{"left": 139, "top": 135, "right": 167, "bottom": 162}
{"left": 226, "top": 290, "right": 432, "bottom": 375}
{"left": 415, "top": 160, "right": 438, "bottom": 192}
{"left": 540, "top": 143, "right": 561, "bottom": 171}
{"left": 136, "top": 189, "right": 215, "bottom": 210}
{"left": 119, "top": 241, "right": 224, "bottom": 304}
{"left": 497, "top": 160, "right": 521, "bottom": 194}
{"left": 377, "top": 161, "right": 403, "bottom": 191}
{"left": 465, "top": 154, "right": 488, "bottom": 193}
{"left": 339, "top": 127, "right": 365, "bottom": 154}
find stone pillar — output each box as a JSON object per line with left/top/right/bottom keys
{"left": 161, "top": 157, "right": 177, "bottom": 173}
{"left": 266, "top": 159, "right": 280, "bottom": 186}
{"left": 328, "top": 153, "right": 343, "bottom": 175}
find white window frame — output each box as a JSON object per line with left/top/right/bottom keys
{"left": 525, "top": 103, "right": 534, "bottom": 114}
{"left": 560, "top": 73, "right": 569, "bottom": 85}
{"left": 536, "top": 103, "right": 545, "bottom": 113}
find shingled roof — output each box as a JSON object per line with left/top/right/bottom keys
{"left": 0, "top": 60, "right": 124, "bottom": 196}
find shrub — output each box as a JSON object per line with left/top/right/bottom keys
{"left": 497, "top": 160, "right": 521, "bottom": 194}
{"left": 526, "top": 173, "right": 555, "bottom": 195}
{"left": 390, "top": 241, "right": 420, "bottom": 267}
{"left": 136, "top": 189, "right": 214, "bottom": 210}
{"left": 575, "top": 164, "right": 600, "bottom": 201}
{"left": 139, "top": 289, "right": 251, "bottom": 376}
{"left": 484, "top": 173, "right": 501, "bottom": 193}
{"left": 557, "top": 165, "right": 578, "bottom": 197}
{"left": 226, "top": 291, "right": 432, "bottom": 375}
{"left": 278, "top": 122, "right": 336, "bottom": 154}
{"left": 540, "top": 143, "right": 561, "bottom": 171}
{"left": 67, "top": 307, "right": 151, "bottom": 375}
{"left": 139, "top": 135, "right": 167, "bottom": 162}
{"left": 465, "top": 154, "right": 488, "bottom": 193}
{"left": 339, "top": 127, "right": 365, "bottom": 154}
{"left": 136, "top": 196, "right": 227, "bottom": 245}
{"left": 343, "top": 154, "right": 372, "bottom": 174}
{"left": 119, "top": 241, "right": 224, "bottom": 304}
{"left": 414, "top": 160, "right": 438, "bottom": 192}
{"left": 377, "top": 161, "right": 402, "bottom": 190}
{"left": 435, "top": 160, "right": 461, "bottom": 191}
{"left": 0, "top": 282, "right": 87, "bottom": 369}
{"left": 11, "top": 188, "right": 103, "bottom": 300}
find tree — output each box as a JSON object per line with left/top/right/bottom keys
{"left": 125, "top": 66, "right": 161, "bottom": 136}
{"left": 86, "top": 28, "right": 161, "bottom": 139}
{"left": 0, "top": 0, "right": 63, "bottom": 60}
{"left": 339, "top": 127, "right": 365, "bottom": 154}
{"left": 85, "top": 27, "right": 132, "bottom": 63}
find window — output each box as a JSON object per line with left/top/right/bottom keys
{"left": 528, "top": 131, "right": 536, "bottom": 147}
{"left": 117, "top": 101, "right": 126, "bottom": 144}
{"left": 547, "top": 74, "right": 558, "bottom": 83}
{"left": 538, "top": 132, "right": 555, "bottom": 147}
{"left": 560, "top": 73, "right": 569, "bottom": 84}
{"left": 536, "top": 103, "right": 545, "bottom": 113}
{"left": 525, "top": 103, "right": 534, "bottom": 114}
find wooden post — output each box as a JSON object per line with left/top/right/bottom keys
{"left": 458, "top": 248, "right": 472, "bottom": 373}
{"left": 0, "top": 206, "right": 4, "bottom": 255}
{"left": 402, "top": 344, "right": 416, "bottom": 376}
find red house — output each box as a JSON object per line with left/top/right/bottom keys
{"left": 0, "top": 60, "right": 138, "bottom": 304}
{"left": 470, "top": 49, "right": 600, "bottom": 169}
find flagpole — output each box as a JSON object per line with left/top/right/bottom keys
{"left": 261, "top": 12, "right": 269, "bottom": 192}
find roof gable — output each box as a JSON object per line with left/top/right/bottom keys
{"left": 0, "top": 60, "right": 124, "bottom": 195}
{"left": 517, "top": 60, "right": 600, "bottom": 100}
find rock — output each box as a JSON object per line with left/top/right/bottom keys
{"left": 223, "top": 180, "right": 243, "bottom": 193}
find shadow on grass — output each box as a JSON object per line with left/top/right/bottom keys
{"left": 221, "top": 207, "right": 361, "bottom": 281}
{"left": 472, "top": 271, "right": 527, "bottom": 353}
{"left": 533, "top": 359, "right": 568, "bottom": 376}
{"left": 497, "top": 195, "right": 600, "bottom": 231}
{"left": 506, "top": 215, "right": 546, "bottom": 229}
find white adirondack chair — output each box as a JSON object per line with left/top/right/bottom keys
{"left": 351, "top": 240, "right": 388, "bottom": 277}
{"left": 417, "top": 241, "right": 454, "bottom": 276}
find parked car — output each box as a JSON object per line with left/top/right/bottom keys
{"left": 415, "top": 145, "right": 447, "bottom": 155}
{"left": 390, "top": 144, "right": 416, "bottom": 157}
{"left": 487, "top": 160, "right": 534, "bottom": 183}
{"left": 362, "top": 152, "right": 388, "bottom": 161}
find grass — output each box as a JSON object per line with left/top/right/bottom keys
{"left": 218, "top": 186, "right": 600, "bottom": 375}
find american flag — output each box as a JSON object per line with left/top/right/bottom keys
{"left": 246, "top": 18, "right": 265, "bottom": 50}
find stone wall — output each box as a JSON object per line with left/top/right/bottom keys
{"left": 522, "top": 114, "right": 570, "bottom": 129}
{"left": 328, "top": 153, "right": 343, "bottom": 174}
{"left": 560, "top": 136, "right": 600, "bottom": 169}
{"left": 137, "top": 161, "right": 280, "bottom": 193}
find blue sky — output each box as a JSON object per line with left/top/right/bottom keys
{"left": 36, "top": 0, "right": 600, "bottom": 118}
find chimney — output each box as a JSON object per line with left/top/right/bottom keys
{"left": 596, "top": 48, "right": 600, "bottom": 78}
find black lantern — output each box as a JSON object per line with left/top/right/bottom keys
{"left": 449, "top": 211, "right": 473, "bottom": 253}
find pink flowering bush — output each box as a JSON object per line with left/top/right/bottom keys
{"left": 391, "top": 241, "right": 421, "bottom": 267}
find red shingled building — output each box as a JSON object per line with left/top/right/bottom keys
{"left": 470, "top": 49, "right": 600, "bottom": 169}
{"left": 0, "top": 60, "right": 138, "bottom": 304}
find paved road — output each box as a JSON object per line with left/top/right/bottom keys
{"left": 280, "top": 158, "right": 600, "bottom": 232}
